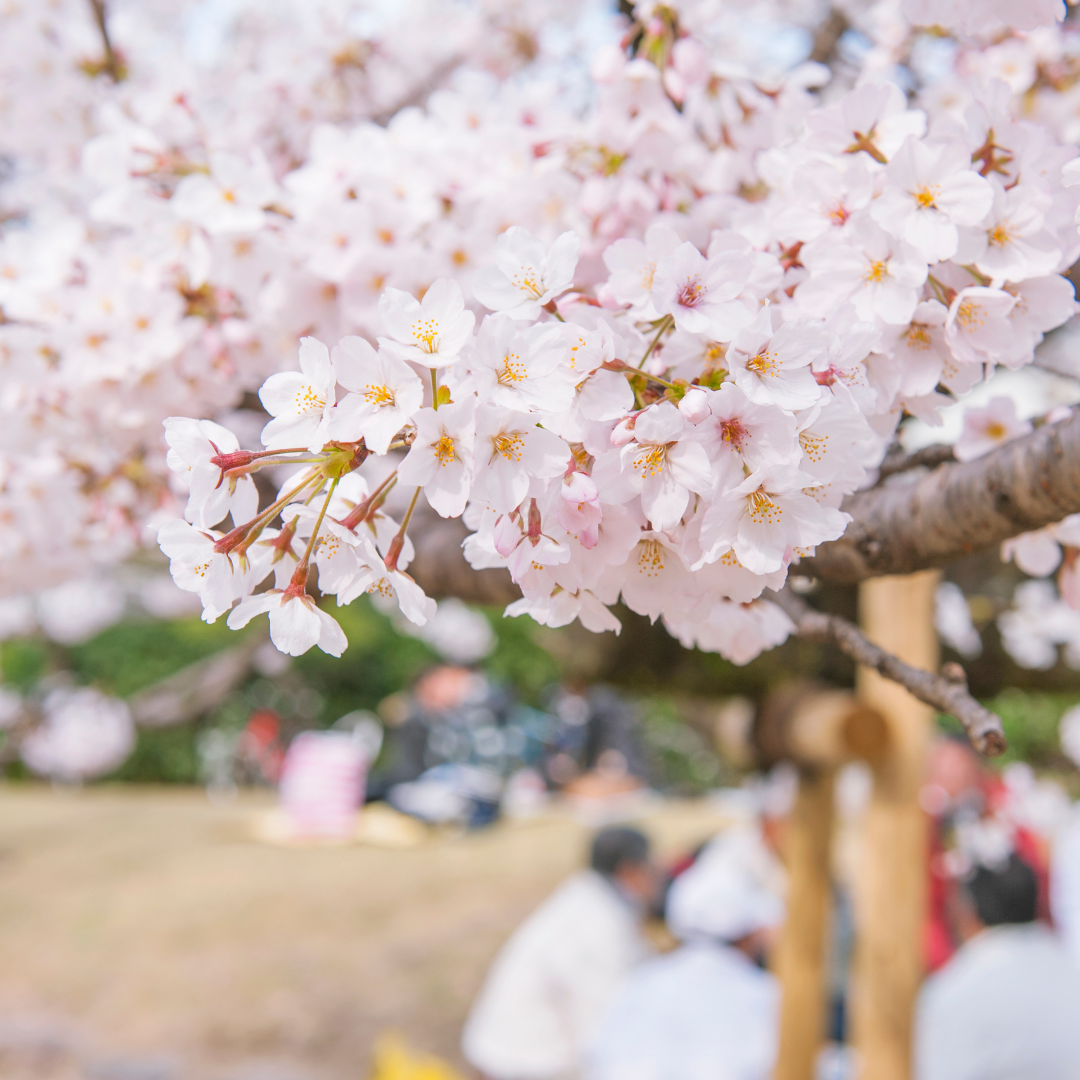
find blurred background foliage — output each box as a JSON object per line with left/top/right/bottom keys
{"left": 2, "top": 573, "right": 1080, "bottom": 790}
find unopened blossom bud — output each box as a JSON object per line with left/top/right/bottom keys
{"left": 209, "top": 448, "right": 257, "bottom": 475}
{"left": 672, "top": 38, "right": 709, "bottom": 84}
{"left": 493, "top": 512, "right": 523, "bottom": 558}
{"left": 558, "top": 472, "right": 603, "bottom": 549}
{"left": 611, "top": 415, "right": 638, "bottom": 447}
{"left": 678, "top": 387, "right": 710, "bottom": 425}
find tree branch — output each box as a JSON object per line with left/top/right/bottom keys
{"left": 770, "top": 588, "right": 1006, "bottom": 756}
{"left": 87, "top": 0, "right": 124, "bottom": 82}
{"left": 804, "top": 409, "right": 1080, "bottom": 582}
{"left": 876, "top": 442, "right": 955, "bottom": 481}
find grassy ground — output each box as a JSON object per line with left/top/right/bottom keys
{"left": 0, "top": 785, "right": 729, "bottom": 1080}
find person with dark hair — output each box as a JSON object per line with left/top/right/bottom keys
{"left": 915, "top": 854, "right": 1080, "bottom": 1080}
{"left": 583, "top": 823, "right": 785, "bottom": 1080}
{"left": 462, "top": 826, "right": 660, "bottom": 1080}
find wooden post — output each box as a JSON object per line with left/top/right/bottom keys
{"left": 850, "top": 571, "right": 939, "bottom": 1080}
{"left": 766, "top": 689, "right": 889, "bottom": 1080}
{"left": 774, "top": 764, "right": 836, "bottom": 1080}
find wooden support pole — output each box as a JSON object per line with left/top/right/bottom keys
{"left": 774, "top": 764, "right": 836, "bottom": 1080}
{"left": 850, "top": 571, "right": 939, "bottom": 1080}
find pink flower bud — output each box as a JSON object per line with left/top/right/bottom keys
{"left": 662, "top": 68, "right": 686, "bottom": 104}
{"left": 493, "top": 513, "right": 522, "bottom": 558}
{"left": 610, "top": 416, "right": 638, "bottom": 447}
{"left": 672, "top": 38, "right": 709, "bottom": 84}
{"left": 559, "top": 471, "right": 603, "bottom": 549}
{"left": 678, "top": 387, "right": 710, "bottom": 425}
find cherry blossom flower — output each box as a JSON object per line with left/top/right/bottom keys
{"left": 397, "top": 399, "right": 476, "bottom": 517}
{"left": 379, "top": 278, "right": 475, "bottom": 368}
{"left": 467, "top": 316, "right": 574, "bottom": 414}
{"left": 805, "top": 81, "right": 926, "bottom": 162}
{"left": 1002, "top": 528, "right": 1066, "bottom": 577}
{"left": 20, "top": 687, "right": 135, "bottom": 782}
{"left": 506, "top": 587, "right": 621, "bottom": 634}
{"left": 327, "top": 336, "right": 423, "bottom": 454}
{"left": 726, "top": 305, "right": 825, "bottom": 412}
{"left": 616, "top": 402, "right": 713, "bottom": 531}
{"left": 693, "top": 383, "right": 801, "bottom": 478}
{"left": 871, "top": 138, "right": 994, "bottom": 263}
{"left": 472, "top": 404, "right": 570, "bottom": 515}
{"left": 954, "top": 397, "right": 1033, "bottom": 463}
{"left": 602, "top": 224, "right": 682, "bottom": 319}
{"left": 472, "top": 227, "right": 579, "bottom": 320}
{"left": 668, "top": 599, "right": 794, "bottom": 666}
{"left": 798, "top": 221, "right": 928, "bottom": 326}
{"left": 164, "top": 417, "right": 258, "bottom": 530}
{"left": 228, "top": 586, "right": 349, "bottom": 657}
{"left": 557, "top": 470, "right": 603, "bottom": 548}
{"left": 873, "top": 301, "right": 951, "bottom": 398}
{"left": 651, "top": 241, "right": 752, "bottom": 339}
{"left": 934, "top": 581, "right": 982, "bottom": 659}
{"left": 697, "top": 465, "right": 849, "bottom": 575}
{"left": 945, "top": 287, "right": 1029, "bottom": 367}
{"left": 956, "top": 181, "right": 1061, "bottom": 284}
{"left": 259, "top": 337, "right": 337, "bottom": 452}
{"left": 157, "top": 519, "right": 256, "bottom": 623}
{"left": 618, "top": 533, "right": 695, "bottom": 623}
{"left": 333, "top": 537, "right": 437, "bottom": 627}
{"left": 171, "top": 151, "right": 279, "bottom": 235}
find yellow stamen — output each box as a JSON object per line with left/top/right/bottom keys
{"left": 747, "top": 488, "right": 782, "bottom": 524}
{"left": 914, "top": 184, "right": 939, "bottom": 208}
{"left": 364, "top": 384, "right": 396, "bottom": 407}
{"left": 864, "top": 260, "right": 887, "bottom": 283}
{"left": 492, "top": 432, "right": 524, "bottom": 462}
{"left": 498, "top": 351, "right": 527, "bottom": 384}
{"left": 434, "top": 435, "right": 456, "bottom": 466}
{"left": 637, "top": 540, "right": 665, "bottom": 578}
{"left": 633, "top": 444, "right": 668, "bottom": 478}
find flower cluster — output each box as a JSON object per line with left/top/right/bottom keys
{"left": 3, "top": 0, "right": 1080, "bottom": 671}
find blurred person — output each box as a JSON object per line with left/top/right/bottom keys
{"left": 915, "top": 855, "right": 1080, "bottom": 1080}
{"left": 462, "top": 826, "right": 659, "bottom": 1080}
{"left": 1051, "top": 801, "right": 1080, "bottom": 967}
{"left": 923, "top": 735, "right": 1051, "bottom": 972}
{"left": 582, "top": 837, "right": 784, "bottom": 1080}
{"left": 234, "top": 708, "right": 285, "bottom": 784}
{"left": 544, "top": 683, "right": 650, "bottom": 793}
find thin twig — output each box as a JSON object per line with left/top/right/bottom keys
{"left": 770, "top": 587, "right": 1006, "bottom": 757}
{"left": 87, "top": 0, "right": 123, "bottom": 82}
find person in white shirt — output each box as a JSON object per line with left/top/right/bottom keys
{"left": 461, "top": 826, "right": 659, "bottom": 1080}
{"left": 916, "top": 853, "right": 1080, "bottom": 1080}
{"left": 582, "top": 826, "right": 785, "bottom": 1080}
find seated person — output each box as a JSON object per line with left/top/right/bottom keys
{"left": 583, "top": 841, "right": 784, "bottom": 1080}
{"left": 462, "top": 826, "right": 659, "bottom": 1080}
{"left": 916, "top": 853, "right": 1080, "bottom": 1080}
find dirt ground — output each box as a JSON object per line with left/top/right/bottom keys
{"left": 0, "top": 785, "right": 731, "bottom": 1080}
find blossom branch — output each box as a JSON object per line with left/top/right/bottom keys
{"left": 770, "top": 588, "right": 1007, "bottom": 756}
{"left": 86, "top": 0, "right": 124, "bottom": 81}
{"left": 876, "top": 443, "right": 956, "bottom": 482}
{"left": 804, "top": 409, "right": 1080, "bottom": 583}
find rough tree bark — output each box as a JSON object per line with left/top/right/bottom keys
{"left": 803, "top": 409, "right": 1080, "bottom": 583}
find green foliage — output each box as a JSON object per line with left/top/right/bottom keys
{"left": 937, "top": 688, "right": 1080, "bottom": 770}
{"left": 984, "top": 688, "right": 1080, "bottom": 768}
{"left": 108, "top": 724, "right": 202, "bottom": 784}
{"left": 474, "top": 608, "right": 561, "bottom": 705}
{"left": 292, "top": 598, "right": 440, "bottom": 725}
{"left": 638, "top": 695, "right": 727, "bottom": 794}
{"left": 1, "top": 638, "right": 52, "bottom": 690}
{"left": 65, "top": 616, "right": 251, "bottom": 698}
